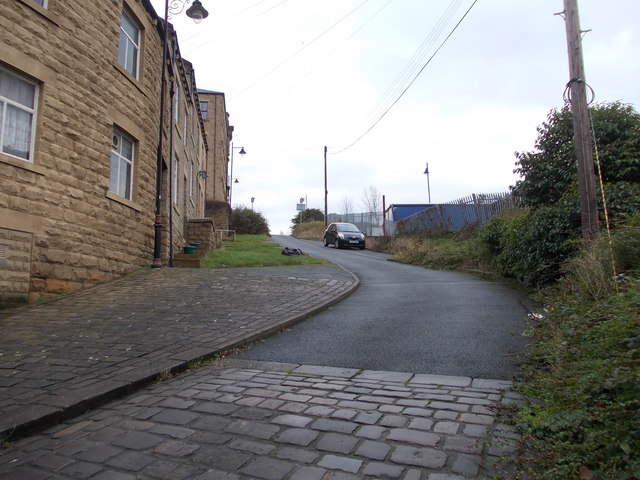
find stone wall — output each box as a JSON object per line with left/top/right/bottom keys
{"left": 186, "top": 218, "right": 221, "bottom": 251}
{"left": 199, "top": 91, "right": 232, "bottom": 205}
{"left": 0, "top": 227, "right": 32, "bottom": 304}
{"left": 205, "top": 200, "right": 232, "bottom": 234}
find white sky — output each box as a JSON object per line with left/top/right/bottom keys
{"left": 151, "top": 0, "right": 640, "bottom": 234}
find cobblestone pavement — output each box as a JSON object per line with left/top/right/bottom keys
{"left": 0, "top": 359, "right": 523, "bottom": 480}
{"left": 0, "top": 265, "right": 358, "bottom": 440}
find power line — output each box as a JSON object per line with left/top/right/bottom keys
{"left": 274, "top": 0, "right": 395, "bottom": 104}
{"left": 366, "top": 0, "right": 464, "bottom": 121}
{"left": 231, "top": 0, "right": 374, "bottom": 100}
{"left": 332, "top": 0, "right": 479, "bottom": 155}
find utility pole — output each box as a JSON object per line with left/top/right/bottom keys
{"left": 324, "top": 146, "right": 328, "bottom": 227}
{"left": 423, "top": 163, "right": 431, "bottom": 204}
{"left": 382, "top": 194, "right": 386, "bottom": 236}
{"left": 562, "top": 0, "right": 599, "bottom": 240}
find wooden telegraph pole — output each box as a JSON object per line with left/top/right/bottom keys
{"left": 562, "top": 0, "right": 599, "bottom": 240}
{"left": 324, "top": 146, "right": 328, "bottom": 227}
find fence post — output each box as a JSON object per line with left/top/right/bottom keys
{"left": 472, "top": 193, "right": 481, "bottom": 226}
{"left": 437, "top": 205, "right": 445, "bottom": 231}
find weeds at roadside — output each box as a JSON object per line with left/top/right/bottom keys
{"left": 515, "top": 269, "right": 639, "bottom": 480}
{"left": 387, "top": 231, "right": 500, "bottom": 277}
{"left": 155, "top": 369, "right": 172, "bottom": 382}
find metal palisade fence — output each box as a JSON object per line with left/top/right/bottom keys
{"left": 327, "top": 193, "right": 517, "bottom": 237}
{"left": 326, "top": 212, "right": 384, "bottom": 236}
{"left": 394, "top": 192, "right": 518, "bottom": 236}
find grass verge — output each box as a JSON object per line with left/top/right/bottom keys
{"left": 515, "top": 277, "right": 640, "bottom": 479}
{"left": 387, "top": 229, "right": 499, "bottom": 277}
{"left": 201, "top": 234, "right": 328, "bottom": 268}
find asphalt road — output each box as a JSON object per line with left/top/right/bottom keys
{"left": 232, "top": 235, "right": 533, "bottom": 380}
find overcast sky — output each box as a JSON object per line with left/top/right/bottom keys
{"left": 151, "top": 0, "right": 640, "bottom": 234}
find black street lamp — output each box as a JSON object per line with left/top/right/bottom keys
{"left": 152, "top": 0, "right": 209, "bottom": 268}
{"left": 228, "top": 144, "right": 246, "bottom": 208}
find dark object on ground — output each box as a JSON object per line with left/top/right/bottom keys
{"left": 282, "top": 247, "right": 305, "bottom": 256}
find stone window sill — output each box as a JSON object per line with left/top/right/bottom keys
{"left": 106, "top": 191, "right": 143, "bottom": 212}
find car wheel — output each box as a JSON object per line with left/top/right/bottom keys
{"left": 323, "top": 237, "right": 329, "bottom": 247}
{"left": 334, "top": 239, "right": 340, "bottom": 249}
{"left": 359, "top": 246, "right": 365, "bottom": 250}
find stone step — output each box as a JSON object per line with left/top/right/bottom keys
{"left": 172, "top": 252, "right": 205, "bottom": 268}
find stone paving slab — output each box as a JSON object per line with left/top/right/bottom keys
{"left": 0, "top": 359, "right": 523, "bottom": 479}
{"left": 0, "top": 265, "right": 358, "bottom": 440}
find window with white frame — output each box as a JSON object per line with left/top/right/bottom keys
{"left": 172, "top": 156, "right": 179, "bottom": 205}
{"left": 118, "top": 10, "right": 140, "bottom": 78}
{"left": 189, "top": 162, "right": 194, "bottom": 196}
{"left": 32, "top": 0, "right": 47, "bottom": 6}
{"left": 110, "top": 128, "right": 134, "bottom": 200}
{"left": 0, "top": 67, "right": 38, "bottom": 162}
{"left": 199, "top": 101, "right": 208, "bottom": 120}
{"left": 174, "top": 86, "right": 179, "bottom": 123}
{"left": 183, "top": 112, "right": 187, "bottom": 143}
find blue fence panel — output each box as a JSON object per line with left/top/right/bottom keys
{"left": 395, "top": 193, "right": 517, "bottom": 235}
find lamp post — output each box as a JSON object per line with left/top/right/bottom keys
{"left": 152, "top": 0, "right": 209, "bottom": 268}
{"left": 228, "top": 144, "right": 246, "bottom": 208}
{"left": 251, "top": 197, "right": 255, "bottom": 210}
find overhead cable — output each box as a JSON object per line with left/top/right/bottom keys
{"left": 366, "top": 0, "right": 464, "bottom": 121}
{"left": 332, "top": 0, "right": 479, "bottom": 155}
{"left": 274, "top": 0, "right": 396, "bottom": 103}
{"left": 231, "top": 0, "right": 374, "bottom": 99}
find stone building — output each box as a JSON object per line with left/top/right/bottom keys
{"left": 198, "top": 90, "right": 234, "bottom": 231}
{"left": 0, "top": 0, "right": 211, "bottom": 304}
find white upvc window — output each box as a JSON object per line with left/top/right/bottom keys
{"left": 110, "top": 128, "right": 134, "bottom": 200}
{"left": 174, "top": 86, "right": 179, "bottom": 123}
{"left": 199, "top": 101, "right": 208, "bottom": 120}
{"left": 183, "top": 112, "right": 187, "bottom": 143}
{"left": 0, "top": 67, "right": 38, "bottom": 162}
{"left": 118, "top": 10, "right": 140, "bottom": 78}
{"left": 32, "top": 0, "right": 47, "bottom": 6}
{"left": 172, "top": 156, "right": 179, "bottom": 205}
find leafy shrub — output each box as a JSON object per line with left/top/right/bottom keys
{"left": 612, "top": 214, "right": 640, "bottom": 273}
{"left": 480, "top": 203, "right": 582, "bottom": 287}
{"left": 291, "top": 208, "right": 325, "bottom": 226}
{"left": 512, "top": 102, "right": 640, "bottom": 208}
{"left": 231, "top": 206, "right": 269, "bottom": 235}
{"left": 603, "top": 182, "right": 640, "bottom": 220}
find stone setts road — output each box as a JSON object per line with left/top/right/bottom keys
{"left": 0, "top": 359, "right": 523, "bottom": 479}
